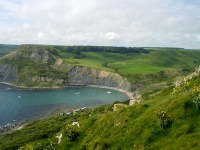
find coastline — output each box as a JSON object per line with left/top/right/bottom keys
{"left": 0, "top": 82, "right": 67, "bottom": 90}
{"left": 88, "top": 85, "right": 134, "bottom": 100}
{"left": 0, "top": 105, "right": 73, "bottom": 135}
{"left": 0, "top": 82, "right": 135, "bottom": 100}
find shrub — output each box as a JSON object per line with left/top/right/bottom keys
{"left": 65, "top": 125, "right": 79, "bottom": 142}
{"left": 191, "top": 85, "right": 200, "bottom": 110}
{"left": 184, "top": 100, "right": 193, "bottom": 110}
{"left": 155, "top": 110, "right": 173, "bottom": 129}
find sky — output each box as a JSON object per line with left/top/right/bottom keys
{"left": 0, "top": 0, "right": 200, "bottom": 48}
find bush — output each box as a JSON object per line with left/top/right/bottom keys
{"left": 155, "top": 110, "right": 173, "bottom": 129}
{"left": 65, "top": 125, "right": 79, "bottom": 142}
{"left": 184, "top": 100, "right": 193, "bottom": 110}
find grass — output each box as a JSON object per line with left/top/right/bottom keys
{"left": 58, "top": 49, "right": 200, "bottom": 78}
{"left": 108, "top": 50, "right": 200, "bottom": 74}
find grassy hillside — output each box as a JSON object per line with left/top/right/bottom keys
{"left": 56, "top": 48, "right": 200, "bottom": 75}
{"left": 0, "top": 73, "right": 199, "bottom": 149}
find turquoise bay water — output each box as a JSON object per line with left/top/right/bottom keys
{"left": 0, "top": 86, "right": 128, "bottom": 126}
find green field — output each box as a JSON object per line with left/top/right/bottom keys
{"left": 56, "top": 48, "right": 200, "bottom": 75}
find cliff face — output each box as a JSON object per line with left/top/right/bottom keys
{"left": 0, "top": 64, "right": 18, "bottom": 83}
{"left": 0, "top": 45, "right": 68, "bottom": 87}
{"left": 67, "top": 66, "right": 132, "bottom": 92}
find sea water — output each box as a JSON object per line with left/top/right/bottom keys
{"left": 0, "top": 86, "right": 128, "bottom": 126}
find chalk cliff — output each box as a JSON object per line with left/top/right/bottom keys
{"left": 66, "top": 66, "right": 132, "bottom": 92}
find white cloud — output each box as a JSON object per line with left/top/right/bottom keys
{"left": 197, "top": 35, "right": 200, "bottom": 42}
{"left": 22, "top": 23, "right": 30, "bottom": 30}
{"left": 0, "top": 0, "right": 200, "bottom": 48}
{"left": 37, "top": 32, "right": 45, "bottom": 40}
{"left": 105, "top": 32, "right": 120, "bottom": 41}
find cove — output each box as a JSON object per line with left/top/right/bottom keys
{"left": 0, "top": 85, "right": 129, "bottom": 126}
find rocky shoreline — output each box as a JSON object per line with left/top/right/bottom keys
{"left": 88, "top": 85, "right": 135, "bottom": 100}
{"left": 0, "top": 105, "right": 89, "bottom": 135}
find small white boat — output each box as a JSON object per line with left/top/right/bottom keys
{"left": 18, "top": 96, "right": 21, "bottom": 98}
{"left": 6, "top": 87, "right": 11, "bottom": 90}
{"left": 107, "top": 91, "right": 112, "bottom": 94}
{"left": 75, "top": 92, "right": 80, "bottom": 94}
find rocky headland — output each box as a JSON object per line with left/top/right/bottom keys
{"left": 0, "top": 44, "right": 136, "bottom": 99}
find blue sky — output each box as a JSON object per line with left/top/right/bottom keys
{"left": 0, "top": 0, "right": 200, "bottom": 48}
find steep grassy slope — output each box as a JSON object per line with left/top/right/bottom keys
{"left": 0, "top": 73, "right": 199, "bottom": 149}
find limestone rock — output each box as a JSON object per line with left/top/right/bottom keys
{"left": 67, "top": 66, "right": 132, "bottom": 92}
{"left": 72, "top": 122, "right": 80, "bottom": 127}
{"left": 0, "top": 64, "right": 18, "bottom": 83}
{"left": 56, "top": 133, "right": 63, "bottom": 144}
{"left": 175, "top": 66, "right": 200, "bottom": 87}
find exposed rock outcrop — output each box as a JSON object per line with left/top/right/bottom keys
{"left": 113, "top": 103, "right": 127, "bottom": 111}
{"left": 0, "top": 64, "right": 18, "bottom": 83}
{"left": 175, "top": 66, "right": 200, "bottom": 87}
{"left": 31, "top": 76, "right": 64, "bottom": 86}
{"left": 66, "top": 66, "right": 132, "bottom": 92}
